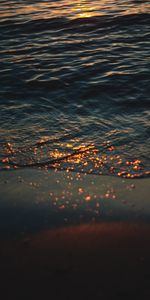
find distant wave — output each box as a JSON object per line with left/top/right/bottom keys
{"left": 1, "top": 13, "right": 150, "bottom": 34}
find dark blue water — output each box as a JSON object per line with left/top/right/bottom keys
{"left": 0, "top": 0, "right": 150, "bottom": 178}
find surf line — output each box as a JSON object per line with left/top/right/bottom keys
{"left": 2, "top": 144, "right": 96, "bottom": 168}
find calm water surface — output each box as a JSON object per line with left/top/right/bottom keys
{"left": 0, "top": 0, "right": 150, "bottom": 178}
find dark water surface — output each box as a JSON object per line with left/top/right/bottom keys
{"left": 0, "top": 0, "right": 150, "bottom": 178}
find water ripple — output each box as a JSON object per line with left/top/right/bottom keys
{"left": 0, "top": 1, "right": 150, "bottom": 177}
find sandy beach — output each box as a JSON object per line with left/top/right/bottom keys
{"left": 0, "top": 169, "right": 150, "bottom": 298}
{"left": 0, "top": 222, "right": 150, "bottom": 298}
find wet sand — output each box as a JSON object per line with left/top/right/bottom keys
{"left": 0, "top": 169, "right": 150, "bottom": 239}
{"left": 0, "top": 169, "right": 150, "bottom": 298}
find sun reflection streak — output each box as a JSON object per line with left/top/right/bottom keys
{"left": 1, "top": 1, "right": 149, "bottom": 20}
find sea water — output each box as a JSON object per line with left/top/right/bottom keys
{"left": 0, "top": 0, "right": 150, "bottom": 178}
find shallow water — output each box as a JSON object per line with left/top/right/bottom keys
{"left": 0, "top": 0, "right": 150, "bottom": 178}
